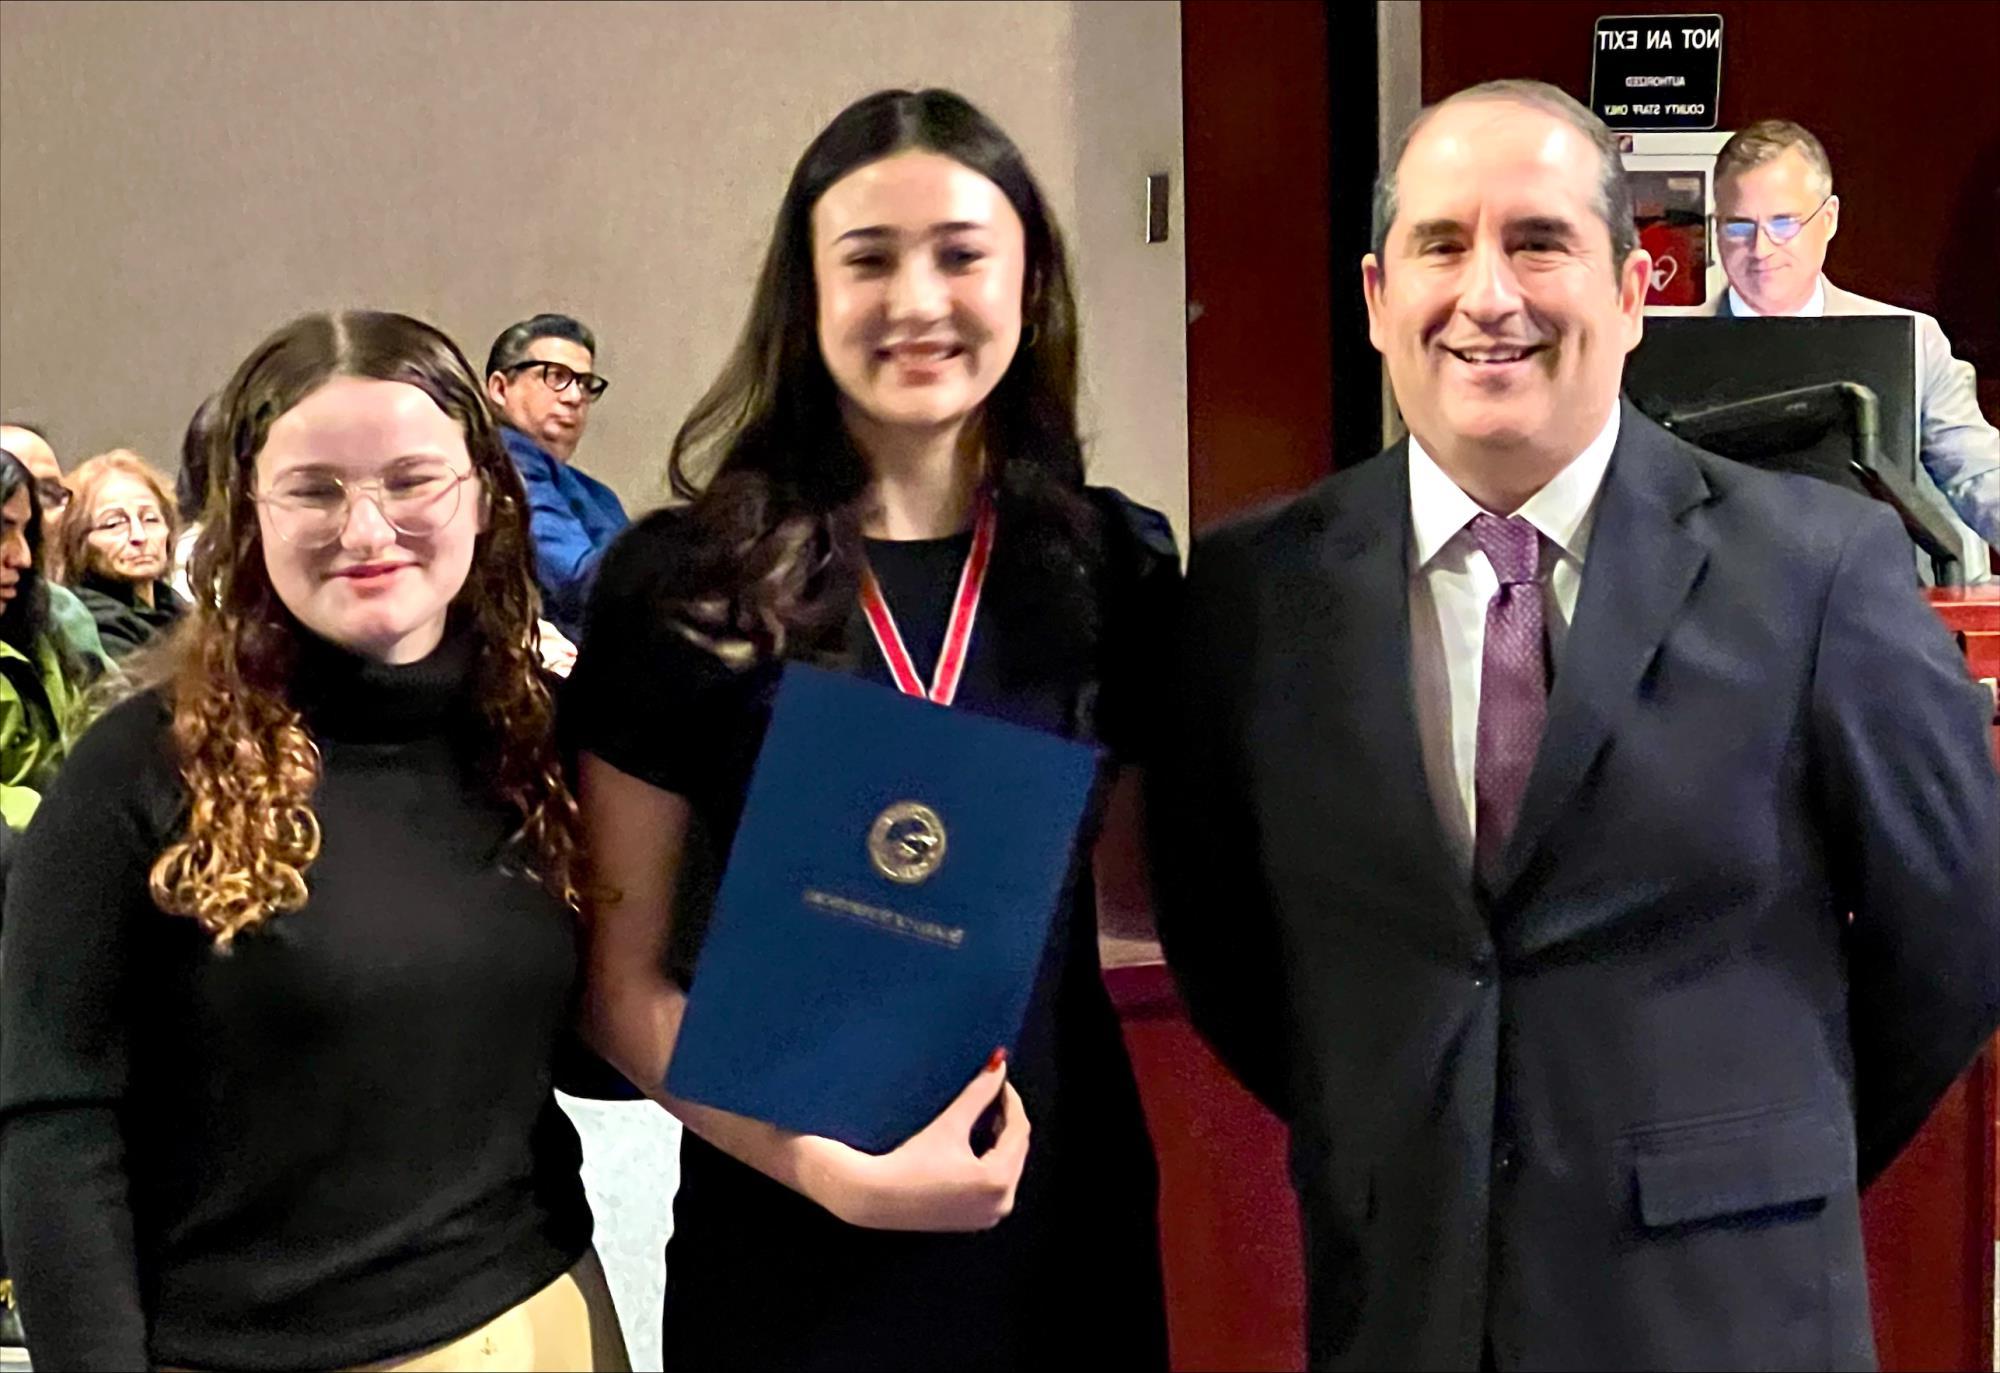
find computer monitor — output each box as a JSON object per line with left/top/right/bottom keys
{"left": 1625, "top": 316, "right": 1918, "bottom": 482}
{"left": 1623, "top": 315, "right": 1964, "bottom": 584}
{"left": 1659, "top": 382, "right": 1963, "bottom": 584}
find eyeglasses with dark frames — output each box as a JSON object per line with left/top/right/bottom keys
{"left": 501, "top": 360, "right": 610, "bottom": 402}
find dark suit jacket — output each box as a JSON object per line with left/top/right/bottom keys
{"left": 1149, "top": 403, "right": 2000, "bottom": 1371}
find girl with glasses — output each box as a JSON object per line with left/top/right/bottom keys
{"left": 568, "top": 89, "right": 1173, "bottom": 1369}
{"left": 0, "top": 311, "right": 628, "bottom": 1371}
{"left": 54, "top": 449, "right": 190, "bottom": 659}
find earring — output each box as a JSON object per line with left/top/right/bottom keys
{"left": 1022, "top": 322, "right": 1040, "bottom": 347}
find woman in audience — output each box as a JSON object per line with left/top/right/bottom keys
{"left": 568, "top": 88, "right": 1174, "bottom": 1369}
{"left": 0, "top": 447, "right": 106, "bottom": 833}
{"left": 54, "top": 448, "right": 190, "bottom": 658}
{"left": 0, "top": 311, "right": 627, "bottom": 1371}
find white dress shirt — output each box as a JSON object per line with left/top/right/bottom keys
{"left": 1407, "top": 405, "right": 1621, "bottom": 869}
{"left": 1726, "top": 274, "right": 1827, "bottom": 319}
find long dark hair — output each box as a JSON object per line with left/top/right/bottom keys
{"left": 664, "top": 88, "right": 1101, "bottom": 679}
{"left": 0, "top": 448, "right": 89, "bottom": 687}
{"left": 176, "top": 391, "right": 222, "bottom": 519}
{"left": 148, "top": 311, "right": 582, "bottom": 946}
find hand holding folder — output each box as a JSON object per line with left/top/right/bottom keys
{"left": 791, "top": 1050, "right": 1031, "bottom": 1232}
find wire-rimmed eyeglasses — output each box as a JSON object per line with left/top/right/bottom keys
{"left": 252, "top": 463, "right": 478, "bottom": 548}
{"left": 1715, "top": 192, "right": 1835, "bottom": 249}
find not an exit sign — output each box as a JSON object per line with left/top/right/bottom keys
{"left": 1590, "top": 13, "right": 1723, "bottom": 130}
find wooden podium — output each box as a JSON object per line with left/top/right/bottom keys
{"left": 1876, "top": 587, "right": 2000, "bottom": 1373}
{"left": 1104, "top": 587, "right": 2000, "bottom": 1372}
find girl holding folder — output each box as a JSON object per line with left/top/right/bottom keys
{"left": 570, "top": 89, "right": 1175, "bottom": 1369}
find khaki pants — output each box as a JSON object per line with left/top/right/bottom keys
{"left": 368, "top": 1250, "right": 630, "bottom": 1373}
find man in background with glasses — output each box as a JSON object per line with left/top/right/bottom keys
{"left": 483, "top": 313, "right": 629, "bottom": 642}
{"left": 0, "top": 422, "right": 72, "bottom": 533}
{"left": 1706, "top": 120, "right": 1999, "bottom": 564}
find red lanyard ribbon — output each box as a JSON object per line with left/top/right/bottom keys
{"left": 858, "top": 492, "right": 996, "bottom": 707}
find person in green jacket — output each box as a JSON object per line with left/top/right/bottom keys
{"left": 0, "top": 444, "right": 107, "bottom": 1346}
{"left": 0, "top": 447, "right": 108, "bottom": 831}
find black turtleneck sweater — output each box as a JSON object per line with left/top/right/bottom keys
{"left": 0, "top": 631, "right": 591, "bottom": 1371}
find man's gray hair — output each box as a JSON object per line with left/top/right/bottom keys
{"left": 1370, "top": 79, "right": 1639, "bottom": 272}
{"left": 1715, "top": 119, "right": 1834, "bottom": 198}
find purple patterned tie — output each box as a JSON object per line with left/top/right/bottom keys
{"left": 1465, "top": 513, "right": 1548, "bottom": 880}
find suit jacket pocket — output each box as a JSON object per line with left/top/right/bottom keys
{"left": 1630, "top": 1100, "right": 1853, "bottom": 1229}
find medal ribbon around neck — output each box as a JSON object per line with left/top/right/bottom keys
{"left": 858, "top": 490, "right": 996, "bottom": 707}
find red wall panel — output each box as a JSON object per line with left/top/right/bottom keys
{"left": 1419, "top": 0, "right": 2000, "bottom": 413}
{"left": 1182, "top": 0, "right": 1337, "bottom": 529}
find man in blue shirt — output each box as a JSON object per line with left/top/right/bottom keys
{"left": 484, "top": 314, "right": 629, "bottom": 640}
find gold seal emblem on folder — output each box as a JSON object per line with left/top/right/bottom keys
{"left": 868, "top": 801, "right": 947, "bottom": 885}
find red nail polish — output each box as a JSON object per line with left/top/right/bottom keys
{"left": 986, "top": 1046, "right": 1008, "bottom": 1073}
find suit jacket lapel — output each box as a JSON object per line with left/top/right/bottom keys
{"left": 1488, "top": 405, "right": 1714, "bottom": 904}
{"left": 1294, "top": 451, "right": 1482, "bottom": 941}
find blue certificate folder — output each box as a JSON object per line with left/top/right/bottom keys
{"left": 665, "top": 663, "right": 1100, "bottom": 1153}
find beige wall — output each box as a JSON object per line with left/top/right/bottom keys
{"left": 1070, "top": 0, "right": 1188, "bottom": 540}
{"left": 0, "top": 0, "right": 1187, "bottom": 539}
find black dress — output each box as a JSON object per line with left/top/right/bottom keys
{"left": 567, "top": 488, "right": 1177, "bottom": 1371}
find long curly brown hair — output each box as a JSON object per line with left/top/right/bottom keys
{"left": 149, "top": 310, "right": 582, "bottom": 946}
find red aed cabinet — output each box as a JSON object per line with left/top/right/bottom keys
{"left": 1104, "top": 589, "right": 2000, "bottom": 1372}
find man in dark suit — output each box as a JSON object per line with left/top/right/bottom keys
{"left": 1150, "top": 79, "right": 2000, "bottom": 1371}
